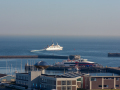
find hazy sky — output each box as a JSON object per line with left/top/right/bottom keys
{"left": 0, "top": 0, "right": 120, "bottom": 36}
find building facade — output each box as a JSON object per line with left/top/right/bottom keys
{"left": 83, "top": 75, "right": 120, "bottom": 90}
{"left": 16, "top": 71, "right": 41, "bottom": 90}
{"left": 40, "top": 73, "right": 81, "bottom": 90}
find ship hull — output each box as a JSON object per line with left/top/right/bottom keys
{"left": 45, "top": 47, "right": 63, "bottom": 51}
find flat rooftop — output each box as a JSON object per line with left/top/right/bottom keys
{"left": 18, "top": 73, "right": 28, "bottom": 75}
{"left": 42, "top": 72, "right": 83, "bottom": 78}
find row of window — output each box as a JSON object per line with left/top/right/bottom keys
{"left": 33, "top": 83, "right": 56, "bottom": 89}
{"left": 40, "top": 79, "right": 73, "bottom": 85}
{"left": 91, "top": 77, "right": 119, "bottom": 81}
{"left": 61, "top": 86, "right": 71, "bottom": 90}
{"left": 98, "top": 85, "right": 119, "bottom": 87}
{"left": 62, "top": 81, "right": 71, "bottom": 85}
{"left": 40, "top": 78, "right": 56, "bottom": 85}
{"left": 16, "top": 81, "right": 28, "bottom": 85}
{"left": 16, "top": 75, "right": 28, "bottom": 80}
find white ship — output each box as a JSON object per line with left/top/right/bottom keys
{"left": 55, "top": 58, "right": 101, "bottom": 67}
{"left": 45, "top": 42, "right": 63, "bottom": 51}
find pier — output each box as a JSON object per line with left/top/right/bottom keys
{"left": 25, "top": 65, "right": 120, "bottom": 75}
{"left": 25, "top": 65, "right": 105, "bottom": 72}
{"left": 0, "top": 55, "right": 80, "bottom": 60}
{"left": 106, "top": 67, "right": 120, "bottom": 74}
{"left": 108, "top": 53, "right": 120, "bottom": 57}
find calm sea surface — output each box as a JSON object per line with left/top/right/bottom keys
{"left": 0, "top": 36, "right": 120, "bottom": 76}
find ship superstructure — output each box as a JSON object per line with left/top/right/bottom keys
{"left": 55, "top": 58, "right": 98, "bottom": 67}
{"left": 45, "top": 42, "right": 63, "bottom": 51}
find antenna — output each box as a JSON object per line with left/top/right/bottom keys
{"left": 51, "top": 39, "right": 54, "bottom": 44}
{"left": 21, "top": 60, "right": 22, "bottom": 73}
{"left": 26, "top": 60, "right": 28, "bottom": 73}
{"left": 8, "top": 61, "right": 10, "bottom": 74}
{"left": 34, "top": 60, "right": 35, "bottom": 71}
{"left": 6, "top": 60, "right": 7, "bottom": 75}
{"left": 11, "top": 64, "right": 12, "bottom": 76}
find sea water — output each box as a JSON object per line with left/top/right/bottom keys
{"left": 0, "top": 36, "right": 120, "bottom": 76}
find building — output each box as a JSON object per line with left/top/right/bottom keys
{"left": 16, "top": 71, "right": 41, "bottom": 90}
{"left": 40, "top": 72, "right": 82, "bottom": 90}
{"left": 83, "top": 75, "right": 120, "bottom": 90}
{"left": 15, "top": 71, "right": 82, "bottom": 90}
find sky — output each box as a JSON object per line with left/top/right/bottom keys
{"left": 0, "top": 0, "right": 120, "bottom": 37}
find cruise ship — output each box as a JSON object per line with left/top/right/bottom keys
{"left": 55, "top": 58, "right": 99, "bottom": 67}
{"left": 45, "top": 42, "right": 63, "bottom": 51}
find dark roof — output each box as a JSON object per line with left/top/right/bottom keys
{"left": 34, "top": 61, "right": 49, "bottom": 66}
{"left": 42, "top": 72, "right": 82, "bottom": 78}
{"left": 0, "top": 74, "right": 7, "bottom": 78}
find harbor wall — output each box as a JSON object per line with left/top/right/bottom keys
{"left": 25, "top": 65, "right": 105, "bottom": 71}
{"left": 25, "top": 65, "right": 120, "bottom": 75}
{"left": 108, "top": 53, "right": 120, "bottom": 57}
{"left": 0, "top": 55, "right": 80, "bottom": 60}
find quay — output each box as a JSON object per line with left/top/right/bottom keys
{"left": 25, "top": 64, "right": 120, "bottom": 75}
{"left": 106, "top": 67, "right": 120, "bottom": 74}
{"left": 0, "top": 55, "right": 80, "bottom": 60}
{"left": 25, "top": 64, "right": 105, "bottom": 72}
{"left": 108, "top": 53, "right": 120, "bottom": 57}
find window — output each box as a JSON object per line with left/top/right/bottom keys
{"left": 33, "top": 83, "right": 34, "bottom": 88}
{"left": 104, "top": 77, "right": 108, "bottom": 79}
{"left": 104, "top": 77, "right": 114, "bottom": 79}
{"left": 25, "top": 77, "right": 28, "bottom": 80}
{"left": 22, "top": 76, "right": 24, "bottom": 80}
{"left": 40, "top": 84, "right": 41, "bottom": 89}
{"left": 67, "top": 86, "right": 71, "bottom": 90}
{"left": 62, "top": 81, "right": 66, "bottom": 85}
{"left": 19, "top": 81, "right": 21, "bottom": 84}
{"left": 36, "top": 83, "right": 37, "bottom": 88}
{"left": 62, "top": 86, "right": 66, "bottom": 90}
{"left": 77, "top": 78, "right": 81, "bottom": 81}
{"left": 16, "top": 75, "right": 18, "bottom": 79}
{"left": 116, "top": 85, "right": 119, "bottom": 87}
{"left": 67, "top": 81, "right": 71, "bottom": 85}
{"left": 44, "top": 79, "right": 46, "bottom": 82}
{"left": 22, "top": 76, "right": 23, "bottom": 79}
{"left": 42, "top": 78, "right": 43, "bottom": 82}
{"left": 116, "top": 78, "right": 119, "bottom": 81}
{"left": 91, "top": 78, "right": 96, "bottom": 81}
{"left": 54, "top": 81, "right": 56, "bottom": 85}
{"left": 104, "top": 85, "right": 108, "bottom": 87}
{"left": 108, "top": 77, "right": 114, "bottom": 79}
{"left": 98, "top": 85, "right": 102, "bottom": 87}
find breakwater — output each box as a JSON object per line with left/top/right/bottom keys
{"left": 106, "top": 67, "right": 120, "bottom": 74}
{"left": 0, "top": 55, "right": 80, "bottom": 60}
{"left": 108, "top": 53, "right": 120, "bottom": 57}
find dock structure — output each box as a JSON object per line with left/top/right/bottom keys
{"left": 25, "top": 64, "right": 120, "bottom": 75}
{"left": 0, "top": 55, "right": 80, "bottom": 60}
{"left": 25, "top": 64, "right": 105, "bottom": 72}
{"left": 106, "top": 67, "right": 120, "bottom": 74}
{"left": 108, "top": 53, "right": 120, "bottom": 57}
